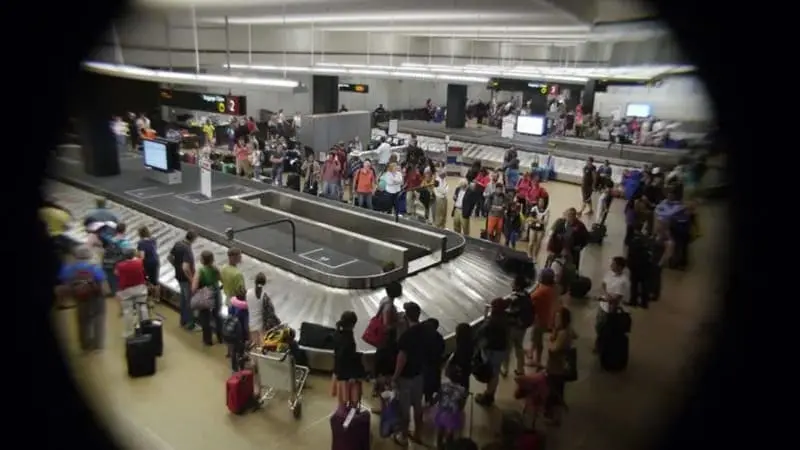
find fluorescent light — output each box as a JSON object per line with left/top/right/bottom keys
{"left": 200, "top": 12, "right": 556, "bottom": 26}
{"left": 85, "top": 62, "right": 298, "bottom": 88}
{"left": 222, "top": 62, "right": 693, "bottom": 84}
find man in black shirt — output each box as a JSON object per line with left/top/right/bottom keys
{"left": 393, "top": 302, "right": 426, "bottom": 446}
{"left": 578, "top": 157, "right": 597, "bottom": 216}
{"left": 168, "top": 230, "right": 197, "bottom": 329}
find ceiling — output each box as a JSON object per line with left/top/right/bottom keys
{"left": 95, "top": 0, "right": 678, "bottom": 82}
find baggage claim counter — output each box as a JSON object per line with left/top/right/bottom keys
{"left": 52, "top": 146, "right": 515, "bottom": 371}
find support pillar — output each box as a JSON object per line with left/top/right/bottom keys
{"left": 445, "top": 84, "right": 467, "bottom": 129}
{"left": 581, "top": 80, "right": 597, "bottom": 115}
{"left": 312, "top": 75, "right": 339, "bottom": 114}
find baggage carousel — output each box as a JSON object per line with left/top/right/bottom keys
{"left": 49, "top": 155, "right": 513, "bottom": 370}
{"left": 379, "top": 119, "right": 690, "bottom": 167}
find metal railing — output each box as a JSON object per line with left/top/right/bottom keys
{"left": 224, "top": 219, "right": 297, "bottom": 253}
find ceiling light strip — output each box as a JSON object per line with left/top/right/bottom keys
{"left": 84, "top": 62, "right": 299, "bottom": 88}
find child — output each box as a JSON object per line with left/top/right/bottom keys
{"left": 434, "top": 364, "right": 469, "bottom": 450}
{"left": 332, "top": 311, "right": 366, "bottom": 409}
{"left": 503, "top": 201, "right": 523, "bottom": 248}
{"left": 225, "top": 286, "right": 250, "bottom": 372}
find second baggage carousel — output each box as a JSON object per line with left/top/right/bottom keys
{"left": 50, "top": 154, "right": 512, "bottom": 370}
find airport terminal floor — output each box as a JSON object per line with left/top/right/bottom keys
{"left": 53, "top": 177, "right": 721, "bottom": 450}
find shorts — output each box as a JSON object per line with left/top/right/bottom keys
{"left": 581, "top": 187, "right": 592, "bottom": 204}
{"left": 144, "top": 262, "right": 160, "bottom": 286}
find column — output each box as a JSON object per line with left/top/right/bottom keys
{"left": 77, "top": 112, "right": 121, "bottom": 177}
{"left": 581, "top": 80, "right": 597, "bottom": 115}
{"left": 312, "top": 75, "right": 339, "bottom": 114}
{"left": 445, "top": 84, "right": 467, "bottom": 129}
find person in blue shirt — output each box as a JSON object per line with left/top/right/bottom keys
{"left": 57, "top": 245, "right": 109, "bottom": 352}
{"left": 83, "top": 197, "right": 118, "bottom": 228}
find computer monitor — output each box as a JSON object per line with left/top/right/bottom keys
{"left": 143, "top": 138, "right": 180, "bottom": 172}
{"left": 625, "top": 103, "right": 652, "bottom": 118}
{"left": 515, "top": 115, "right": 546, "bottom": 136}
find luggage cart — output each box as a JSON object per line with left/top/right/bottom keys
{"left": 249, "top": 325, "right": 309, "bottom": 419}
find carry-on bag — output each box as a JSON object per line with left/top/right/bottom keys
{"left": 138, "top": 319, "right": 163, "bottom": 357}
{"left": 599, "top": 334, "right": 629, "bottom": 372}
{"left": 588, "top": 223, "right": 606, "bottom": 244}
{"left": 126, "top": 334, "right": 156, "bottom": 378}
{"left": 569, "top": 276, "right": 592, "bottom": 298}
{"left": 496, "top": 247, "right": 535, "bottom": 278}
{"left": 330, "top": 405, "right": 371, "bottom": 450}
{"left": 299, "top": 322, "right": 336, "bottom": 350}
{"left": 226, "top": 369, "right": 256, "bottom": 414}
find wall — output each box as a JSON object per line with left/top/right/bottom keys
{"left": 336, "top": 77, "right": 489, "bottom": 112}
{"left": 593, "top": 75, "right": 713, "bottom": 121}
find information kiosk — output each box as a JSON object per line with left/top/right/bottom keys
{"left": 143, "top": 138, "right": 182, "bottom": 185}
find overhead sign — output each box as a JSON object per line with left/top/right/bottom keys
{"left": 159, "top": 89, "right": 247, "bottom": 115}
{"left": 338, "top": 83, "right": 369, "bottom": 94}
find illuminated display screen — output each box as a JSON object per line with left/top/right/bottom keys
{"left": 159, "top": 89, "right": 247, "bottom": 115}
{"left": 338, "top": 83, "right": 369, "bottom": 94}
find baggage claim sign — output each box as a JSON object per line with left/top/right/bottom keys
{"left": 159, "top": 90, "right": 247, "bottom": 115}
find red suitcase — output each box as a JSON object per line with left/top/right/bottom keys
{"left": 330, "top": 406, "right": 371, "bottom": 450}
{"left": 226, "top": 370, "right": 255, "bottom": 414}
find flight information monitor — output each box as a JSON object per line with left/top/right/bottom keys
{"left": 516, "top": 115, "right": 546, "bottom": 136}
{"left": 143, "top": 139, "right": 168, "bottom": 171}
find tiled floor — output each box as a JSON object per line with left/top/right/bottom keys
{"left": 55, "top": 178, "right": 723, "bottom": 450}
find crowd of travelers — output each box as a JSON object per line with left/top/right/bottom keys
{"left": 42, "top": 127, "right": 701, "bottom": 449}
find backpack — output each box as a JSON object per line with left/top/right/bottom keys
{"left": 549, "top": 258, "right": 576, "bottom": 293}
{"left": 260, "top": 291, "right": 280, "bottom": 331}
{"left": 508, "top": 292, "right": 534, "bottom": 329}
{"left": 71, "top": 268, "right": 101, "bottom": 301}
{"left": 101, "top": 236, "right": 124, "bottom": 270}
{"left": 222, "top": 314, "right": 244, "bottom": 344}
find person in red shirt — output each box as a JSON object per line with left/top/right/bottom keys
{"left": 404, "top": 164, "right": 423, "bottom": 214}
{"left": 115, "top": 248, "right": 148, "bottom": 338}
{"left": 234, "top": 137, "right": 252, "bottom": 178}
{"left": 246, "top": 116, "right": 258, "bottom": 134}
{"left": 516, "top": 173, "right": 534, "bottom": 204}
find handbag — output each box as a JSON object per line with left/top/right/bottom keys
{"left": 361, "top": 314, "right": 386, "bottom": 347}
{"left": 190, "top": 286, "right": 214, "bottom": 310}
{"left": 563, "top": 347, "right": 578, "bottom": 382}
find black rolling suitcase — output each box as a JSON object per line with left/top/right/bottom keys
{"left": 570, "top": 276, "right": 592, "bottom": 298}
{"left": 496, "top": 247, "right": 535, "bottom": 278}
{"left": 139, "top": 319, "right": 164, "bottom": 357}
{"left": 599, "top": 334, "right": 629, "bottom": 371}
{"left": 298, "top": 322, "right": 336, "bottom": 350}
{"left": 588, "top": 223, "right": 606, "bottom": 244}
{"left": 126, "top": 334, "right": 156, "bottom": 378}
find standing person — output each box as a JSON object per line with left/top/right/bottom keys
{"left": 245, "top": 272, "right": 280, "bottom": 345}
{"left": 650, "top": 220, "right": 674, "bottom": 301}
{"left": 136, "top": 226, "right": 160, "bottom": 305}
{"left": 353, "top": 160, "right": 376, "bottom": 209}
{"left": 433, "top": 170, "right": 449, "bottom": 228}
{"left": 445, "top": 323, "right": 473, "bottom": 392}
{"left": 376, "top": 137, "right": 392, "bottom": 175}
{"left": 321, "top": 151, "right": 343, "bottom": 200}
{"left": 168, "top": 230, "right": 198, "bottom": 330}
{"left": 380, "top": 163, "right": 404, "bottom": 214}
{"left": 529, "top": 269, "right": 558, "bottom": 366}
{"left": 544, "top": 306, "right": 576, "bottom": 426}
{"left": 192, "top": 250, "right": 223, "bottom": 346}
{"left": 84, "top": 197, "right": 118, "bottom": 227}
{"left": 333, "top": 311, "right": 366, "bottom": 409}
{"left": 577, "top": 157, "right": 597, "bottom": 216}
{"left": 527, "top": 197, "right": 550, "bottom": 259}
{"left": 101, "top": 222, "right": 131, "bottom": 301}
{"left": 392, "top": 302, "right": 427, "bottom": 446}
{"left": 234, "top": 137, "right": 252, "bottom": 178}
{"left": 269, "top": 144, "right": 286, "bottom": 186}
{"left": 404, "top": 164, "right": 423, "bottom": 215}
{"left": 220, "top": 248, "right": 246, "bottom": 312}
{"left": 503, "top": 275, "right": 535, "bottom": 377}
{"left": 550, "top": 208, "right": 589, "bottom": 269}
{"left": 596, "top": 257, "right": 630, "bottom": 351}
{"left": 421, "top": 318, "right": 446, "bottom": 406}
{"left": 451, "top": 179, "right": 470, "bottom": 236}
{"left": 57, "top": 245, "right": 109, "bottom": 352}
{"left": 475, "top": 298, "right": 510, "bottom": 407}
{"left": 115, "top": 248, "right": 148, "bottom": 337}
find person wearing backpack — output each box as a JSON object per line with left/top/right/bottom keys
{"left": 503, "top": 275, "right": 535, "bottom": 377}
{"left": 191, "top": 251, "right": 223, "bottom": 346}
{"left": 101, "top": 222, "right": 132, "bottom": 298}
{"left": 224, "top": 285, "right": 250, "bottom": 372}
{"left": 245, "top": 272, "right": 280, "bottom": 344}
{"left": 57, "top": 245, "right": 109, "bottom": 352}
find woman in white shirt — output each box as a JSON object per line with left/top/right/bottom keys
{"left": 527, "top": 197, "right": 550, "bottom": 258}
{"left": 245, "top": 272, "right": 280, "bottom": 344}
{"left": 380, "top": 163, "right": 404, "bottom": 214}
